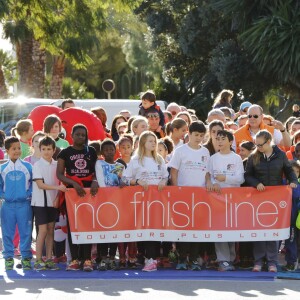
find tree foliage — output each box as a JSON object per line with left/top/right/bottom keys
{"left": 136, "top": 0, "right": 300, "bottom": 118}
{"left": 136, "top": 0, "right": 271, "bottom": 118}
{"left": 213, "top": 0, "right": 300, "bottom": 95}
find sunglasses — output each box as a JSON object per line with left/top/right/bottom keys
{"left": 171, "top": 111, "right": 177, "bottom": 116}
{"left": 255, "top": 140, "right": 267, "bottom": 148}
{"left": 147, "top": 113, "right": 159, "bottom": 119}
{"left": 248, "top": 114, "right": 261, "bottom": 119}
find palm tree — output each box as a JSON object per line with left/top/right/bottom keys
{"left": 212, "top": 0, "right": 300, "bottom": 95}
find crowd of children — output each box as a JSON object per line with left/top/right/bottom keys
{"left": 0, "top": 91, "right": 300, "bottom": 274}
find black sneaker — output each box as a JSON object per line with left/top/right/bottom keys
{"left": 119, "top": 261, "right": 127, "bottom": 269}
{"left": 97, "top": 259, "right": 107, "bottom": 271}
{"left": 128, "top": 261, "right": 137, "bottom": 269}
{"left": 108, "top": 260, "right": 119, "bottom": 271}
{"left": 282, "top": 263, "right": 296, "bottom": 272}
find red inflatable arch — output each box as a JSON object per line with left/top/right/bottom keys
{"left": 28, "top": 105, "right": 106, "bottom": 143}
{"left": 59, "top": 107, "right": 105, "bottom": 143}
{"left": 28, "top": 105, "right": 61, "bottom": 132}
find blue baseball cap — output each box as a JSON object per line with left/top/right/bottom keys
{"left": 240, "top": 101, "right": 252, "bottom": 112}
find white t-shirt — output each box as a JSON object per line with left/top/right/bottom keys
{"left": 166, "top": 140, "right": 184, "bottom": 162}
{"left": 168, "top": 144, "right": 210, "bottom": 187}
{"left": 123, "top": 155, "right": 168, "bottom": 185}
{"left": 208, "top": 152, "right": 244, "bottom": 188}
{"left": 31, "top": 157, "right": 59, "bottom": 207}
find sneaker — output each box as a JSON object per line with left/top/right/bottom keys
{"left": 190, "top": 261, "right": 201, "bottom": 271}
{"left": 176, "top": 262, "right": 188, "bottom": 270}
{"left": 239, "top": 258, "right": 253, "bottom": 270}
{"left": 66, "top": 259, "right": 80, "bottom": 271}
{"left": 252, "top": 264, "right": 262, "bottom": 272}
{"left": 21, "top": 258, "right": 32, "bottom": 270}
{"left": 128, "top": 261, "right": 138, "bottom": 269}
{"left": 268, "top": 265, "right": 277, "bottom": 272}
{"left": 282, "top": 263, "right": 296, "bottom": 272}
{"left": 83, "top": 260, "right": 93, "bottom": 272}
{"left": 34, "top": 259, "right": 46, "bottom": 271}
{"left": 5, "top": 258, "right": 14, "bottom": 271}
{"left": 142, "top": 258, "right": 157, "bottom": 272}
{"left": 98, "top": 259, "right": 108, "bottom": 271}
{"left": 53, "top": 255, "right": 67, "bottom": 264}
{"left": 218, "top": 261, "right": 234, "bottom": 272}
{"left": 45, "top": 259, "right": 59, "bottom": 271}
{"left": 108, "top": 260, "right": 119, "bottom": 271}
{"left": 162, "top": 259, "right": 172, "bottom": 268}
{"left": 119, "top": 261, "right": 127, "bottom": 269}
{"left": 206, "top": 255, "right": 218, "bottom": 269}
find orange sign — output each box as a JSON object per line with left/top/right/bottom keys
{"left": 65, "top": 186, "right": 292, "bottom": 243}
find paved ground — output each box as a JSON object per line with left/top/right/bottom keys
{"left": 1, "top": 278, "right": 300, "bottom": 299}
{"left": 1, "top": 205, "right": 299, "bottom": 300}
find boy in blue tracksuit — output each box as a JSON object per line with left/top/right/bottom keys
{"left": 0, "top": 136, "right": 33, "bottom": 270}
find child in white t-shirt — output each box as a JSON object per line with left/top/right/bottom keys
{"left": 123, "top": 131, "right": 168, "bottom": 272}
{"left": 32, "top": 136, "right": 67, "bottom": 271}
{"left": 208, "top": 129, "right": 244, "bottom": 271}
{"left": 169, "top": 121, "right": 211, "bottom": 270}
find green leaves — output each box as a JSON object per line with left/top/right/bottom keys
{"left": 240, "top": 1, "right": 300, "bottom": 83}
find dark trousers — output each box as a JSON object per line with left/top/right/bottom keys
{"left": 144, "top": 241, "right": 161, "bottom": 259}
{"left": 97, "top": 243, "right": 118, "bottom": 259}
{"left": 161, "top": 242, "right": 172, "bottom": 257}
{"left": 176, "top": 242, "right": 200, "bottom": 262}
{"left": 285, "top": 197, "right": 299, "bottom": 264}
{"left": 66, "top": 213, "right": 91, "bottom": 261}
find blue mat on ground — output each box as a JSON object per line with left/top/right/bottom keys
{"left": 277, "top": 266, "right": 300, "bottom": 280}
{"left": 0, "top": 265, "right": 275, "bottom": 281}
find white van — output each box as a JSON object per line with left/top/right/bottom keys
{"left": 0, "top": 98, "right": 167, "bottom": 135}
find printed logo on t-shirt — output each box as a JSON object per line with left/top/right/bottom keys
{"left": 140, "top": 171, "right": 162, "bottom": 182}
{"left": 7, "top": 173, "right": 22, "bottom": 181}
{"left": 183, "top": 160, "right": 207, "bottom": 172}
{"left": 75, "top": 159, "right": 87, "bottom": 170}
{"left": 101, "top": 161, "right": 124, "bottom": 186}
{"left": 213, "top": 163, "right": 236, "bottom": 177}
{"left": 201, "top": 156, "right": 208, "bottom": 162}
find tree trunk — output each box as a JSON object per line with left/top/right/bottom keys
{"left": 0, "top": 66, "right": 8, "bottom": 99}
{"left": 49, "top": 55, "right": 65, "bottom": 99}
{"left": 17, "top": 35, "right": 34, "bottom": 96}
{"left": 31, "top": 39, "right": 46, "bottom": 98}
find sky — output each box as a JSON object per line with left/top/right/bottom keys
{"left": 0, "top": 24, "right": 13, "bottom": 52}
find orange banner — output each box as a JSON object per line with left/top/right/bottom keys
{"left": 65, "top": 186, "right": 292, "bottom": 243}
